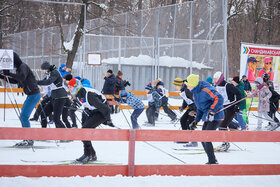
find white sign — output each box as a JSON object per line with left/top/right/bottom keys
{"left": 87, "top": 53, "right": 101, "bottom": 65}
{"left": 0, "top": 49, "right": 14, "bottom": 70}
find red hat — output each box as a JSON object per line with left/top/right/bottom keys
{"left": 264, "top": 57, "right": 272, "bottom": 64}
{"left": 68, "top": 78, "right": 77, "bottom": 87}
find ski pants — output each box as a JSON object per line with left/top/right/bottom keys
{"left": 202, "top": 121, "right": 221, "bottom": 163}
{"left": 219, "top": 107, "right": 236, "bottom": 130}
{"left": 20, "top": 92, "right": 41, "bottom": 128}
{"left": 82, "top": 111, "right": 106, "bottom": 156}
{"left": 146, "top": 105, "right": 156, "bottom": 125}
{"left": 180, "top": 109, "right": 195, "bottom": 130}
{"left": 234, "top": 110, "right": 247, "bottom": 130}
{"left": 32, "top": 97, "right": 52, "bottom": 121}
{"left": 40, "top": 98, "right": 67, "bottom": 128}
{"left": 62, "top": 98, "right": 77, "bottom": 128}
{"left": 131, "top": 108, "right": 144, "bottom": 129}
{"left": 268, "top": 102, "right": 279, "bottom": 123}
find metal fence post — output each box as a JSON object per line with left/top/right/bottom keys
{"left": 189, "top": 2, "right": 193, "bottom": 74}
{"left": 118, "top": 36, "right": 121, "bottom": 71}
{"left": 223, "top": 0, "right": 229, "bottom": 79}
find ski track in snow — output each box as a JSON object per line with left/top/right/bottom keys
{"left": 0, "top": 93, "right": 279, "bottom": 185}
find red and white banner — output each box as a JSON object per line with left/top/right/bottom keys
{"left": 240, "top": 43, "right": 280, "bottom": 86}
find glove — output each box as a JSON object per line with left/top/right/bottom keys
{"left": 207, "top": 110, "right": 215, "bottom": 122}
{"left": 179, "top": 107, "right": 184, "bottom": 112}
{"left": 3, "top": 70, "right": 10, "bottom": 75}
{"left": 189, "top": 120, "right": 198, "bottom": 130}
{"left": 188, "top": 110, "right": 197, "bottom": 117}
{"left": 126, "top": 81, "right": 131, "bottom": 86}
{"left": 233, "top": 105, "right": 240, "bottom": 113}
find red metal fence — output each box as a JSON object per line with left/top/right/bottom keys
{"left": 0, "top": 128, "right": 280, "bottom": 177}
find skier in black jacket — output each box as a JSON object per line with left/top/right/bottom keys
{"left": 0, "top": 52, "right": 41, "bottom": 146}
{"left": 173, "top": 78, "right": 198, "bottom": 147}
{"left": 37, "top": 62, "right": 68, "bottom": 129}
{"left": 213, "top": 72, "right": 241, "bottom": 151}
{"left": 68, "top": 78, "right": 112, "bottom": 163}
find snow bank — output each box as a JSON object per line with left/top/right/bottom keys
{"left": 1, "top": 175, "right": 280, "bottom": 187}
{"left": 102, "top": 55, "right": 213, "bottom": 69}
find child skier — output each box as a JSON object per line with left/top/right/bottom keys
{"left": 185, "top": 74, "right": 224, "bottom": 164}
{"left": 173, "top": 78, "right": 198, "bottom": 147}
{"left": 114, "top": 90, "right": 145, "bottom": 129}
{"left": 252, "top": 77, "right": 278, "bottom": 131}
{"left": 68, "top": 78, "right": 112, "bottom": 163}
{"left": 144, "top": 83, "right": 162, "bottom": 126}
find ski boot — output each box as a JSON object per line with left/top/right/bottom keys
{"left": 184, "top": 142, "right": 198, "bottom": 147}
{"left": 171, "top": 118, "right": 178, "bottom": 123}
{"left": 29, "top": 117, "right": 37, "bottom": 122}
{"left": 142, "top": 122, "right": 155, "bottom": 127}
{"left": 267, "top": 123, "right": 280, "bottom": 131}
{"left": 76, "top": 154, "right": 97, "bottom": 164}
{"left": 206, "top": 159, "right": 218, "bottom": 165}
{"left": 14, "top": 140, "right": 34, "bottom": 147}
{"left": 215, "top": 142, "right": 230, "bottom": 152}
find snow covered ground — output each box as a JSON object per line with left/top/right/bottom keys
{"left": 0, "top": 93, "right": 280, "bottom": 186}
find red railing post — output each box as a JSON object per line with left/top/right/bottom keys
{"left": 128, "top": 129, "right": 136, "bottom": 177}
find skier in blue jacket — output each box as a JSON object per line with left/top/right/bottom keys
{"left": 185, "top": 74, "right": 224, "bottom": 164}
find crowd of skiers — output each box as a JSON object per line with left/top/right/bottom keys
{"left": 0, "top": 53, "right": 279, "bottom": 165}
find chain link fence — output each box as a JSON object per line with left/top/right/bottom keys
{"left": 2, "top": 0, "right": 227, "bottom": 91}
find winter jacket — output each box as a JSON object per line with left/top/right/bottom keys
{"left": 180, "top": 84, "right": 197, "bottom": 111}
{"left": 216, "top": 80, "right": 241, "bottom": 109}
{"left": 102, "top": 74, "right": 116, "bottom": 94}
{"left": 0, "top": 55, "right": 40, "bottom": 95}
{"left": 270, "top": 90, "right": 280, "bottom": 111}
{"left": 115, "top": 76, "right": 130, "bottom": 93}
{"left": 243, "top": 80, "right": 252, "bottom": 92}
{"left": 58, "top": 64, "right": 69, "bottom": 77}
{"left": 37, "top": 66, "right": 68, "bottom": 99}
{"left": 156, "top": 85, "right": 168, "bottom": 104}
{"left": 115, "top": 93, "right": 145, "bottom": 110}
{"left": 76, "top": 87, "right": 111, "bottom": 121}
{"left": 251, "top": 78, "right": 272, "bottom": 112}
{"left": 191, "top": 81, "right": 224, "bottom": 122}
{"left": 147, "top": 88, "right": 162, "bottom": 108}
{"left": 236, "top": 82, "right": 246, "bottom": 110}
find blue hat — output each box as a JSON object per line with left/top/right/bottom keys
{"left": 74, "top": 76, "right": 82, "bottom": 80}
{"left": 120, "top": 90, "right": 128, "bottom": 97}
{"left": 60, "top": 64, "right": 66, "bottom": 68}
{"left": 205, "top": 77, "right": 213, "bottom": 84}
{"left": 247, "top": 56, "right": 258, "bottom": 63}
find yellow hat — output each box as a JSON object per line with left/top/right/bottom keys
{"left": 185, "top": 74, "right": 199, "bottom": 88}
{"left": 173, "top": 78, "right": 183, "bottom": 86}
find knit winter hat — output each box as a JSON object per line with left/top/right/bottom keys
{"left": 255, "top": 77, "right": 263, "bottom": 85}
{"left": 107, "top": 69, "right": 113, "bottom": 74}
{"left": 145, "top": 83, "right": 153, "bottom": 91}
{"left": 232, "top": 75, "right": 240, "bottom": 84}
{"left": 185, "top": 74, "right": 199, "bottom": 88}
{"left": 41, "top": 61, "right": 51, "bottom": 70}
{"left": 205, "top": 77, "right": 213, "bottom": 84}
{"left": 63, "top": 74, "right": 73, "bottom": 81}
{"left": 213, "top": 71, "right": 224, "bottom": 85}
{"left": 68, "top": 78, "right": 77, "bottom": 87}
{"left": 60, "top": 64, "right": 66, "bottom": 69}
{"left": 68, "top": 78, "right": 82, "bottom": 95}
{"left": 120, "top": 90, "right": 128, "bottom": 97}
{"left": 173, "top": 78, "right": 183, "bottom": 86}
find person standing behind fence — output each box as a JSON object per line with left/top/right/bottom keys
{"left": 114, "top": 71, "right": 131, "bottom": 113}
{"left": 242, "top": 75, "right": 252, "bottom": 93}
{"left": 0, "top": 52, "right": 41, "bottom": 147}
{"left": 115, "top": 90, "right": 145, "bottom": 129}
{"left": 102, "top": 69, "right": 116, "bottom": 114}
{"left": 37, "top": 62, "right": 68, "bottom": 129}
{"left": 185, "top": 74, "right": 224, "bottom": 164}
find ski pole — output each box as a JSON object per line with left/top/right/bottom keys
{"left": 215, "top": 87, "right": 268, "bottom": 114}
{"left": 119, "top": 106, "right": 186, "bottom": 164}
{"left": 5, "top": 77, "right": 22, "bottom": 115}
